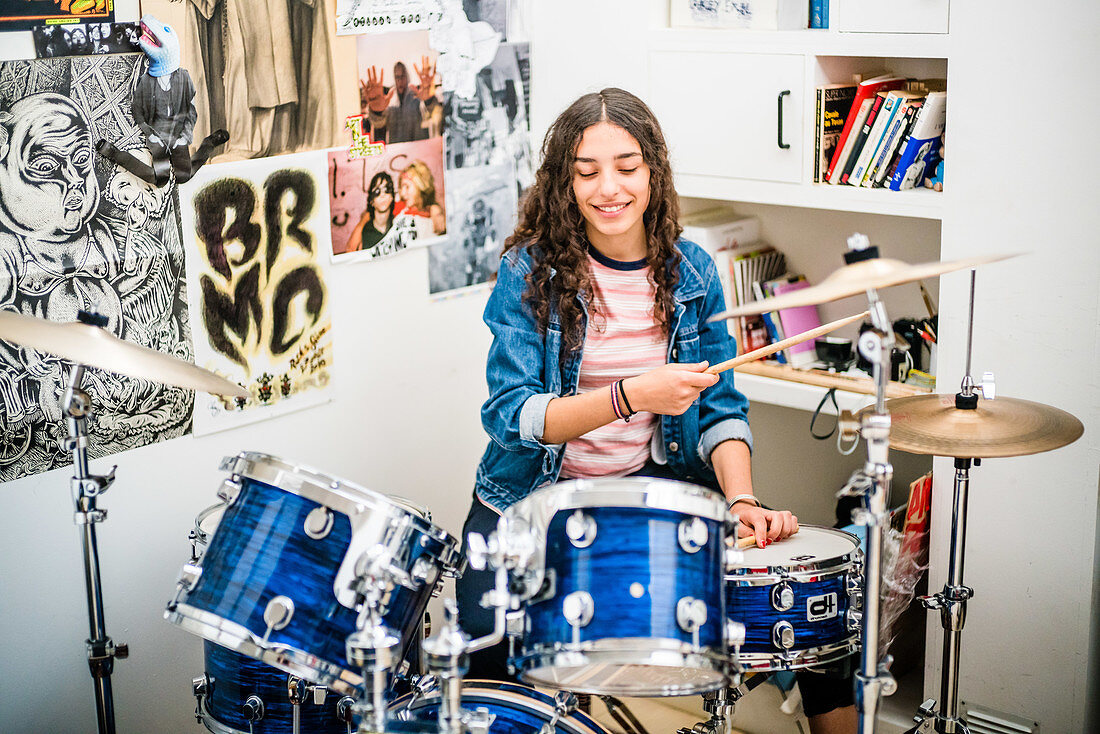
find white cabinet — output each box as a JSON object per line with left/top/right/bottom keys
{"left": 832, "top": 0, "right": 950, "bottom": 34}
{"left": 649, "top": 51, "right": 804, "bottom": 183}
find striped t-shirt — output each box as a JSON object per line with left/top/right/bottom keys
{"left": 560, "top": 249, "right": 668, "bottom": 479}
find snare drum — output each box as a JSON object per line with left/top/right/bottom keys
{"left": 166, "top": 452, "right": 463, "bottom": 697}
{"left": 390, "top": 680, "right": 610, "bottom": 734}
{"left": 504, "top": 477, "right": 735, "bottom": 696}
{"left": 725, "top": 525, "right": 862, "bottom": 672}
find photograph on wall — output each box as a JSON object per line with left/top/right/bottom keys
{"left": 428, "top": 162, "right": 512, "bottom": 295}
{"left": 443, "top": 41, "right": 531, "bottom": 196}
{"left": 0, "top": 0, "right": 113, "bottom": 32}
{"left": 139, "top": 0, "right": 359, "bottom": 163}
{"left": 461, "top": 0, "right": 506, "bottom": 37}
{"left": 356, "top": 29, "right": 442, "bottom": 146}
{"left": 0, "top": 55, "right": 194, "bottom": 481}
{"left": 335, "top": 0, "right": 443, "bottom": 36}
{"left": 179, "top": 150, "right": 334, "bottom": 435}
{"left": 329, "top": 135, "right": 446, "bottom": 261}
{"left": 33, "top": 22, "right": 142, "bottom": 58}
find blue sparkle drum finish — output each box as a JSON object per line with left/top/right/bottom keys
{"left": 389, "top": 680, "right": 611, "bottom": 734}
{"left": 166, "top": 452, "right": 463, "bottom": 698}
{"left": 505, "top": 478, "right": 735, "bottom": 696}
{"left": 198, "top": 641, "right": 353, "bottom": 734}
{"left": 725, "top": 525, "right": 862, "bottom": 672}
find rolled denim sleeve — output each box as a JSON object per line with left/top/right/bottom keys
{"left": 480, "top": 250, "right": 559, "bottom": 451}
{"left": 691, "top": 243, "right": 754, "bottom": 463}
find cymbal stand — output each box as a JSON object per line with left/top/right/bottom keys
{"left": 907, "top": 270, "right": 988, "bottom": 734}
{"left": 64, "top": 364, "right": 126, "bottom": 734}
{"left": 841, "top": 284, "right": 898, "bottom": 734}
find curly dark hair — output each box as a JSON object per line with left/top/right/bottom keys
{"left": 502, "top": 88, "right": 682, "bottom": 356}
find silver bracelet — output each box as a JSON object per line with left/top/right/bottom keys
{"left": 727, "top": 493, "right": 761, "bottom": 510}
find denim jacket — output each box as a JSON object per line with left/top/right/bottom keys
{"left": 474, "top": 239, "right": 752, "bottom": 512}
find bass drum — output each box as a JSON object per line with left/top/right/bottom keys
{"left": 389, "top": 680, "right": 611, "bottom": 734}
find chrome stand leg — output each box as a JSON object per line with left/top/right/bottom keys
{"left": 64, "top": 365, "right": 125, "bottom": 734}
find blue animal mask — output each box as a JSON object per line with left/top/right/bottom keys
{"left": 137, "top": 15, "right": 180, "bottom": 78}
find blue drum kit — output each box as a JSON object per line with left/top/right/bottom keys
{"left": 1, "top": 238, "right": 1083, "bottom": 734}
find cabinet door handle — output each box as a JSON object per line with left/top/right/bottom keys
{"left": 777, "top": 90, "right": 791, "bottom": 150}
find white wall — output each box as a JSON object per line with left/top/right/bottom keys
{"left": 931, "top": 3, "right": 1100, "bottom": 732}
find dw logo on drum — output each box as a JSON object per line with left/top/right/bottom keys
{"left": 807, "top": 592, "right": 839, "bottom": 622}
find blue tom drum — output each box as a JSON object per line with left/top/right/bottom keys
{"left": 501, "top": 478, "right": 736, "bottom": 696}
{"left": 725, "top": 524, "right": 862, "bottom": 671}
{"left": 166, "top": 452, "right": 463, "bottom": 697}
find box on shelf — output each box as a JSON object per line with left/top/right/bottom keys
{"left": 679, "top": 208, "right": 761, "bottom": 257}
{"left": 670, "top": 0, "right": 809, "bottom": 30}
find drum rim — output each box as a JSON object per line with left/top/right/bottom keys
{"left": 193, "top": 502, "right": 226, "bottom": 546}
{"left": 391, "top": 679, "right": 610, "bottom": 734}
{"left": 726, "top": 524, "right": 862, "bottom": 582}
{"left": 166, "top": 602, "right": 363, "bottom": 698}
{"left": 196, "top": 693, "right": 249, "bottom": 734}
{"left": 514, "top": 640, "right": 730, "bottom": 696}
{"left": 221, "top": 451, "right": 463, "bottom": 562}
{"left": 734, "top": 637, "right": 860, "bottom": 672}
{"left": 519, "top": 476, "right": 732, "bottom": 523}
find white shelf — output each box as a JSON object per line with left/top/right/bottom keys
{"left": 735, "top": 372, "right": 874, "bottom": 414}
{"left": 675, "top": 173, "right": 944, "bottom": 219}
{"left": 650, "top": 27, "right": 950, "bottom": 58}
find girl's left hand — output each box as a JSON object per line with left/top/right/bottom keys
{"left": 734, "top": 503, "right": 798, "bottom": 548}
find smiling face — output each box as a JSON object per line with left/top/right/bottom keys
{"left": 571, "top": 121, "right": 651, "bottom": 259}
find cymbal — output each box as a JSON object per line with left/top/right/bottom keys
{"left": 861, "top": 393, "right": 1084, "bottom": 458}
{"left": 0, "top": 311, "right": 249, "bottom": 398}
{"left": 711, "top": 252, "right": 1019, "bottom": 321}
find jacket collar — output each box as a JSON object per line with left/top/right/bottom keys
{"left": 670, "top": 241, "right": 706, "bottom": 303}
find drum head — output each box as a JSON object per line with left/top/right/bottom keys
{"left": 733, "top": 525, "right": 859, "bottom": 575}
{"left": 520, "top": 654, "right": 727, "bottom": 697}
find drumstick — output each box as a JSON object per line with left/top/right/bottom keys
{"left": 705, "top": 311, "right": 869, "bottom": 375}
{"left": 735, "top": 527, "right": 800, "bottom": 549}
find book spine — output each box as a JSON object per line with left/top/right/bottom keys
{"left": 850, "top": 94, "right": 898, "bottom": 187}
{"left": 839, "top": 94, "right": 885, "bottom": 185}
{"left": 814, "top": 87, "right": 824, "bottom": 182}
{"left": 873, "top": 101, "right": 922, "bottom": 188}
{"left": 825, "top": 90, "right": 868, "bottom": 182}
{"left": 864, "top": 100, "right": 915, "bottom": 188}
{"left": 810, "top": 0, "right": 826, "bottom": 29}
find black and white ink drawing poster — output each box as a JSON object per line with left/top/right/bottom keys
{"left": 0, "top": 55, "right": 194, "bottom": 480}
{"left": 179, "top": 150, "right": 334, "bottom": 435}
{"left": 428, "top": 162, "right": 513, "bottom": 295}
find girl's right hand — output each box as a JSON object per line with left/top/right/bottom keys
{"left": 622, "top": 362, "right": 719, "bottom": 416}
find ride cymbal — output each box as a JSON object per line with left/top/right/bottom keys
{"left": 711, "top": 252, "right": 1018, "bottom": 321}
{"left": 861, "top": 393, "right": 1084, "bottom": 458}
{"left": 0, "top": 310, "right": 248, "bottom": 398}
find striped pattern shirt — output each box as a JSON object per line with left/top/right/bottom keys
{"left": 560, "top": 250, "right": 668, "bottom": 479}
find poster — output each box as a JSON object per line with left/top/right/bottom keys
{"left": 179, "top": 150, "right": 334, "bottom": 435}
{"left": 335, "top": 0, "right": 442, "bottom": 36}
{"left": 328, "top": 136, "right": 446, "bottom": 260}
{"left": 140, "top": 0, "right": 361, "bottom": 163}
{"left": 0, "top": 56, "right": 194, "bottom": 481}
{"left": 428, "top": 162, "right": 513, "bottom": 294}
{"left": 0, "top": 0, "right": 113, "bottom": 32}
{"left": 443, "top": 42, "right": 531, "bottom": 196}
{"left": 356, "top": 29, "right": 443, "bottom": 146}
{"left": 33, "top": 22, "right": 141, "bottom": 58}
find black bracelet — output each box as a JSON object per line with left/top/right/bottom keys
{"left": 617, "top": 379, "right": 635, "bottom": 416}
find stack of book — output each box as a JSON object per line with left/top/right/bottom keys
{"left": 814, "top": 74, "right": 947, "bottom": 191}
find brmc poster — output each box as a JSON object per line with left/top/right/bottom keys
{"left": 178, "top": 150, "right": 335, "bottom": 435}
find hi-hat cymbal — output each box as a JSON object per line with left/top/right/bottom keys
{"left": 0, "top": 311, "right": 248, "bottom": 398}
{"left": 860, "top": 393, "right": 1084, "bottom": 458}
{"left": 711, "top": 252, "right": 1019, "bottom": 321}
